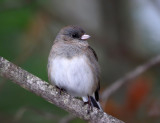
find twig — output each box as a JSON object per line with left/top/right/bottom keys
{"left": 101, "top": 55, "right": 160, "bottom": 103}
{"left": 0, "top": 56, "right": 124, "bottom": 123}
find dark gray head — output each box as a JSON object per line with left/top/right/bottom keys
{"left": 56, "top": 25, "right": 90, "bottom": 42}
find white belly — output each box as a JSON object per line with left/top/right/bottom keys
{"left": 50, "top": 55, "right": 94, "bottom": 97}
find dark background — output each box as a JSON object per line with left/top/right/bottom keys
{"left": 0, "top": 0, "right": 160, "bottom": 123}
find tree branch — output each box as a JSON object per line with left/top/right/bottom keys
{"left": 0, "top": 56, "right": 124, "bottom": 123}
{"left": 101, "top": 55, "right": 160, "bottom": 103}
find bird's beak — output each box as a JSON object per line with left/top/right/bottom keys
{"left": 81, "top": 34, "right": 91, "bottom": 40}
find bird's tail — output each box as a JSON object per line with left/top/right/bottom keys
{"left": 90, "top": 96, "right": 103, "bottom": 111}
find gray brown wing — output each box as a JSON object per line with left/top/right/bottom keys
{"left": 88, "top": 46, "right": 100, "bottom": 101}
{"left": 88, "top": 46, "right": 98, "bottom": 61}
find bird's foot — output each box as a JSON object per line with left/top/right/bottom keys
{"left": 83, "top": 96, "right": 93, "bottom": 113}
{"left": 56, "top": 86, "right": 65, "bottom": 95}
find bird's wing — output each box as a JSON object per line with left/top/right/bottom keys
{"left": 88, "top": 46, "right": 98, "bottom": 61}
{"left": 88, "top": 46, "right": 100, "bottom": 101}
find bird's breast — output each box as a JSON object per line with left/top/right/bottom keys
{"left": 49, "top": 55, "right": 95, "bottom": 96}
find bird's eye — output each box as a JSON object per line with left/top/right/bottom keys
{"left": 71, "top": 33, "right": 79, "bottom": 38}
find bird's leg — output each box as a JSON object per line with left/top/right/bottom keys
{"left": 83, "top": 96, "right": 93, "bottom": 113}
{"left": 88, "top": 96, "right": 93, "bottom": 111}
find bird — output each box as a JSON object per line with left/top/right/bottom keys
{"left": 48, "top": 25, "right": 102, "bottom": 111}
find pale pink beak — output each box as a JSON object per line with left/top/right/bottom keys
{"left": 81, "top": 34, "right": 91, "bottom": 40}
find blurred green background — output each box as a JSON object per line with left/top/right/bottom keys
{"left": 0, "top": 0, "right": 160, "bottom": 123}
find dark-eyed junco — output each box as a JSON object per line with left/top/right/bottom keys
{"left": 48, "top": 25, "right": 102, "bottom": 111}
